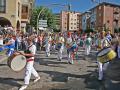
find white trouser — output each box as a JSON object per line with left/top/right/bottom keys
{"left": 85, "top": 45, "right": 91, "bottom": 55}
{"left": 24, "top": 61, "right": 39, "bottom": 85}
{"left": 58, "top": 46, "right": 64, "bottom": 60}
{"left": 98, "top": 61, "right": 109, "bottom": 80}
{"left": 67, "top": 50, "right": 74, "bottom": 64}
{"left": 117, "top": 46, "right": 120, "bottom": 58}
{"left": 45, "top": 43, "right": 51, "bottom": 56}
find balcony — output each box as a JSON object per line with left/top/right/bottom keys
{"left": 113, "top": 7, "right": 120, "bottom": 14}
{"left": 113, "top": 14, "right": 120, "bottom": 20}
{"left": 21, "top": 13, "right": 28, "bottom": 20}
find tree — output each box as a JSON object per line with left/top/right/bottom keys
{"left": 114, "top": 28, "right": 119, "bottom": 33}
{"left": 85, "top": 29, "right": 94, "bottom": 33}
{"left": 30, "top": 6, "right": 56, "bottom": 31}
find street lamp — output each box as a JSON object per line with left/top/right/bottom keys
{"left": 36, "top": 4, "right": 71, "bottom": 34}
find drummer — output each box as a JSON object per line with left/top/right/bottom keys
{"left": 97, "top": 31, "right": 111, "bottom": 81}
{"left": 19, "top": 36, "right": 40, "bottom": 90}
{"left": 66, "top": 32, "right": 74, "bottom": 64}
{"left": 57, "top": 33, "right": 65, "bottom": 61}
{"left": 117, "top": 37, "right": 120, "bottom": 59}
{"left": 0, "top": 34, "right": 15, "bottom": 56}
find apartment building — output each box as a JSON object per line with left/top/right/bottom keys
{"left": 0, "top": 0, "right": 34, "bottom": 33}
{"left": 60, "top": 11, "right": 81, "bottom": 32}
{"left": 54, "top": 13, "right": 61, "bottom": 30}
{"left": 81, "top": 2, "right": 120, "bottom": 33}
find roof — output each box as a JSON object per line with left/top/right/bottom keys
{"left": 81, "top": 2, "right": 120, "bottom": 16}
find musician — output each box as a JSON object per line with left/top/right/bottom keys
{"left": 117, "top": 38, "right": 120, "bottom": 59}
{"left": 57, "top": 33, "right": 65, "bottom": 61}
{"left": 44, "top": 33, "right": 52, "bottom": 57}
{"left": 0, "top": 34, "right": 15, "bottom": 56}
{"left": 66, "top": 32, "right": 74, "bottom": 64}
{"left": 85, "top": 34, "right": 92, "bottom": 55}
{"left": 97, "top": 31, "right": 111, "bottom": 81}
{"left": 19, "top": 37, "right": 40, "bottom": 90}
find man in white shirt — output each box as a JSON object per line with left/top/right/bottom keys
{"left": 66, "top": 32, "right": 74, "bottom": 64}
{"left": 85, "top": 34, "right": 92, "bottom": 55}
{"left": 45, "top": 33, "right": 52, "bottom": 57}
{"left": 19, "top": 37, "right": 40, "bottom": 90}
{"left": 97, "top": 31, "right": 110, "bottom": 81}
{"left": 57, "top": 33, "right": 65, "bottom": 61}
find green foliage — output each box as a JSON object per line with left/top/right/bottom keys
{"left": 85, "top": 29, "right": 94, "bottom": 33}
{"left": 114, "top": 28, "right": 119, "bottom": 33}
{"left": 30, "top": 6, "right": 56, "bottom": 31}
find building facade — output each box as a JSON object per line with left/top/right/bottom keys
{"left": 0, "top": 0, "right": 34, "bottom": 33}
{"left": 60, "top": 11, "right": 81, "bottom": 32}
{"left": 54, "top": 13, "right": 61, "bottom": 30}
{"left": 81, "top": 2, "right": 120, "bottom": 33}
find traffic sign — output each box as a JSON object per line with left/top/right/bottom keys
{"left": 39, "top": 20, "right": 48, "bottom": 27}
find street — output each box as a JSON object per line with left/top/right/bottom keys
{"left": 0, "top": 49, "right": 119, "bottom": 90}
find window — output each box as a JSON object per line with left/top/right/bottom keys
{"left": 0, "top": 0, "right": 6, "bottom": 13}
{"left": 107, "top": 20, "right": 110, "bottom": 23}
{"left": 99, "top": 13, "right": 101, "bottom": 17}
{"left": 71, "top": 27, "right": 73, "bottom": 29}
{"left": 22, "top": 5, "right": 28, "bottom": 13}
{"left": 99, "top": 6, "right": 102, "bottom": 10}
{"left": 18, "top": 3, "right": 20, "bottom": 17}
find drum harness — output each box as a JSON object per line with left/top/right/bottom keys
{"left": 24, "top": 44, "right": 34, "bottom": 62}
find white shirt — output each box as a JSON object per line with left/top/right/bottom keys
{"left": 29, "top": 44, "right": 36, "bottom": 59}
{"left": 0, "top": 38, "right": 3, "bottom": 45}
{"left": 58, "top": 37, "right": 64, "bottom": 44}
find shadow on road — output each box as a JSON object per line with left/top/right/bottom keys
{"left": 35, "top": 58, "right": 68, "bottom": 68}
{"left": 0, "top": 78, "right": 22, "bottom": 87}
{"left": 38, "top": 69, "right": 120, "bottom": 90}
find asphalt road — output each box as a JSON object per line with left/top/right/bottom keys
{"left": 0, "top": 48, "right": 120, "bottom": 90}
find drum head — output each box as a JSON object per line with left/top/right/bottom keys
{"left": 8, "top": 55, "right": 26, "bottom": 72}
{"left": 97, "top": 47, "right": 111, "bottom": 56}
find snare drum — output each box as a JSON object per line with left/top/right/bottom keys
{"left": 97, "top": 47, "right": 116, "bottom": 63}
{"left": 8, "top": 54, "right": 26, "bottom": 72}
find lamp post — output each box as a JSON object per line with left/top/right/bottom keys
{"left": 36, "top": 4, "right": 71, "bottom": 35}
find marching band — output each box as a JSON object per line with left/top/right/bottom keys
{"left": 0, "top": 30, "right": 119, "bottom": 90}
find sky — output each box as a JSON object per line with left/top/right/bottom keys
{"left": 35, "top": 0, "right": 120, "bottom": 13}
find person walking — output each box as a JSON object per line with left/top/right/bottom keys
{"left": 57, "top": 33, "right": 65, "bottom": 61}
{"left": 97, "top": 31, "right": 111, "bottom": 81}
{"left": 85, "top": 34, "right": 92, "bottom": 55}
{"left": 19, "top": 36, "right": 40, "bottom": 90}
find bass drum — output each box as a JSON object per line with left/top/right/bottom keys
{"left": 8, "top": 54, "right": 26, "bottom": 72}
{"left": 97, "top": 47, "right": 116, "bottom": 63}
